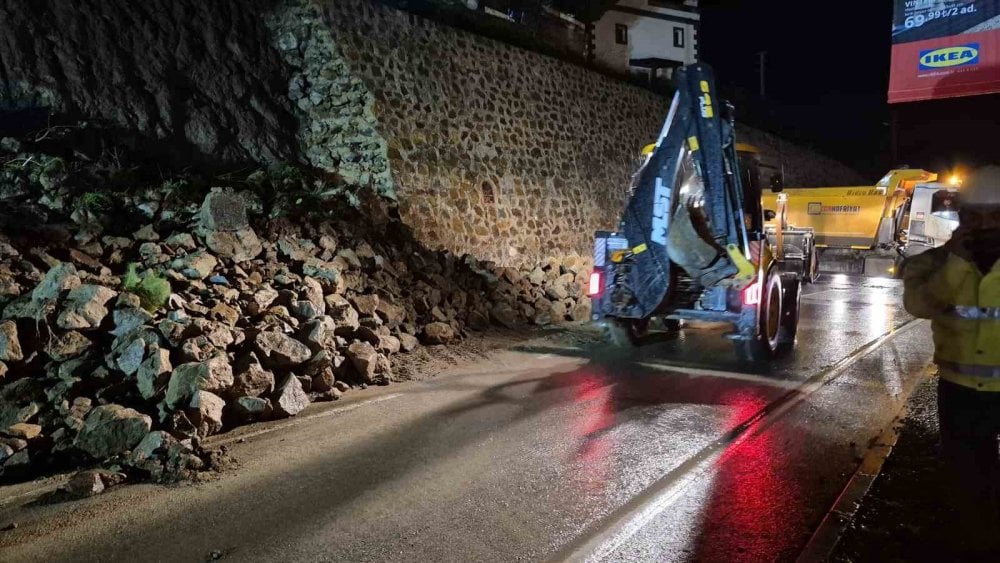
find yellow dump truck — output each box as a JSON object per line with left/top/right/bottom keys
{"left": 761, "top": 169, "right": 938, "bottom": 250}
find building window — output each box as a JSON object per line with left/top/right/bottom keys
{"left": 673, "top": 27, "right": 685, "bottom": 48}
{"left": 615, "top": 24, "right": 628, "bottom": 45}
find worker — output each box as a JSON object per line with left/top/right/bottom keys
{"left": 903, "top": 165, "right": 1000, "bottom": 547}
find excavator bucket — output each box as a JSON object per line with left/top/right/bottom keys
{"left": 603, "top": 63, "right": 747, "bottom": 319}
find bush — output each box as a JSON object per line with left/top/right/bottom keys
{"left": 122, "top": 263, "right": 171, "bottom": 312}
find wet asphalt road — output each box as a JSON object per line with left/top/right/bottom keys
{"left": 0, "top": 274, "right": 935, "bottom": 562}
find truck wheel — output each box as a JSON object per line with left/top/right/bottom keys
{"left": 734, "top": 273, "right": 783, "bottom": 363}
{"left": 603, "top": 318, "right": 649, "bottom": 347}
{"left": 777, "top": 276, "right": 801, "bottom": 352}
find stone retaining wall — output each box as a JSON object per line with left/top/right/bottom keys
{"left": 319, "top": 0, "right": 867, "bottom": 267}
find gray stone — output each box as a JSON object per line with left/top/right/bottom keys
{"left": 131, "top": 430, "right": 176, "bottom": 461}
{"left": 165, "top": 233, "right": 196, "bottom": 250}
{"left": 346, "top": 341, "right": 389, "bottom": 384}
{"left": 115, "top": 336, "right": 147, "bottom": 376}
{"left": 3, "top": 449, "right": 29, "bottom": 472}
{"left": 204, "top": 228, "right": 262, "bottom": 263}
{"left": 199, "top": 189, "right": 249, "bottom": 232}
{"left": 0, "top": 321, "right": 23, "bottom": 362}
{"left": 398, "top": 333, "right": 419, "bottom": 353}
{"left": 56, "top": 284, "right": 117, "bottom": 330}
{"left": 278, "top": 238, "right": 314, "bottom": 262}
{"left": 545, "top": 282, "right": 569, "bottom": 302}
{"left": 112, "top": 307, "right": 154, "bottom": 337}
{"left": 137, "top": 346, "right": 172, "bottom": 399}
{"left": 301, "top": 277, "right": 325, "bottom": 314}
{"left": 234, "top": 396, "right": 271, "bottom": 422}
{"left": 164, "top": 356, "right": 234, "bottom": 409}
{"left": 187, "top": 390, "right": 225, "bottom": 437}
{"left": 528, "top": 267, "right": 545, "bottom": 286}
{"left": 230, "top": 354, "right": 275, "bottom": 398}
{"left": 209, "top": 302, "right": 240, "bottom": 326}
{"left": 302, "top": 259, "right": 343, "bottom": 290}
{"left": 31, "top": 263, "right": 81, "bottom": 303}
{"left": 254, "top": 331, "right": 312, "bottom": 368}
{"left": 66, "top": 469, "right": 105, "bottom": 498}
{"left": 302, "top": 316, "right": 336, "bottom": 352}
{"left": 0, "top": 443, "right": 13, "bottom": 464}
{"left": 247, "top": 287, "right": 279, "bottom": 315}
{"left": 327, "top": 297, "right": 360, "bottom": 336}
{"left": 133, "top": 224, "right": 159, "bottom": 242}
{"left": 375, "top": 300, "right": 406, "bottom": 326}
{"left": 45, "top": 330, "right": 92, "bottom": 361}
{"left": 175, "top": 251, "right": 218, "bottom": 280}
{"left": 116, "top": 292, "right": 142, "bottom": 310}
{"left": 291, "top": 300, "right": 322, "bottom": 321}
{"left": 75, "top": 404, "right": 152, "bottom": 459}
{"left": 422, "top": 322, "right": 456, "bottom": 345}
{"left": 273, "top": 374, "right": 309, "bottom": 418}
{"left": 179, "top": 336, "right": 216, "bottom": 363}
{"left": 351, "top": 294, "right": 379, "bottom": 316}
{"left": 311, "top": 368, "right": 335, "bottom": 393}
{"left": 0, "top": 402, "right": 39, "bottom": 431}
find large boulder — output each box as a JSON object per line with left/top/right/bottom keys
{"left": 302, "top": 316, "right": 336, "bottom": 353}
{"left": 346, "top": 341, "right": 390, "bottom": 384}
{"left": 164, "top": 356, "right": 234, "bottom": 410}
{"left": 45, "top": 330, "right": 93, "bottom": 362}
{"left": 422, "top": 322, "right": 456, "bottom": 345}
{"left": 75, "top": 405, "right": 152, "bottom": 460}
{"left": 233, "top": 396, "right": 272, "bottom": 422}
{"left": 56, "top": 284, "right": 117, "bottom": 330}
{"left": 255, "top": 331, "right": 312, "bottom": 368}
{"left": 174, "top": 251, "right": 218, "bottom": 280}
{"left": 203, "top": 229, "right": 262, "bottom": 263}
{"left": 137, "top": 346, "right": 172, "bottom": 399}
{"left": 187, "top": 391, "right": 225, "bottom": 437}
{"left": 230, "top": 353, "right": 275, "bottom": 398}
{"left": 198, "top": 189, "right": 250, "bottom": 232}
{"left": 31, "top": 263, "right": 81, "bottom": 303}
{"left": 273, "top": 374, "right": 309, "bottom": 417}
{"left": 0, "top": 321, "right": 23, "bottom": 362}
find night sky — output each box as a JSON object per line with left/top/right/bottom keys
{"left": 699, "top": 1, "right": 895, "bottom": 179}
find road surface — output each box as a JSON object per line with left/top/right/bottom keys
{"left": 0, "top": 274, "right": 934, "bottom": 562}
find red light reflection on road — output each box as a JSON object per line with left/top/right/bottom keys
{"left": 570, "top": 368, "right": 616, "bottom": 497}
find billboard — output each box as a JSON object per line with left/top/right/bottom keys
{"left": 889, "top": 1, "right": 1000, "bottom": 103}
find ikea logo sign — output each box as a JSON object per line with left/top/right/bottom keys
{"left": 919, "top": 44, "right": 979, "bottom": 71}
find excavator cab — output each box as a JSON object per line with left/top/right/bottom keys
{"left": 589, "top": 64, "right": 816, "bottom": 363}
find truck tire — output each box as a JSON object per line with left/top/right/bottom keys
{"left": 734, "top": 273, "right": 783, "bottom": 363}
{"left": 777, "top": 276, "right": 801, "bottom": 352}
{"left": 603, "top": 318, "right": 649, "bottom": 347}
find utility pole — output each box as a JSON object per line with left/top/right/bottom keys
{"left": 756, "top": 51, "right": 767, "bottom": 98}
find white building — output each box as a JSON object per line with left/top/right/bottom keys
{"left": 591, "top": 0, "right": 700, "bottom": 85}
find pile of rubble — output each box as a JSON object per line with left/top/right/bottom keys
{"left": 0, "top": 178, "right": 591, "bottom": 488}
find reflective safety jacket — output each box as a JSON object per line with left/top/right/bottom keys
{"left": 904, "top": 246, "right": 1000, "bottom": 391}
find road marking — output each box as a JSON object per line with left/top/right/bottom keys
{"left": 635, "top": 363, "right": 803, "bottom": 390}
{"left": 554, "top": 319, "right": 926, "bottom": 563}
{"left": 208, "top": 393, "right": 403, "bottom": 447}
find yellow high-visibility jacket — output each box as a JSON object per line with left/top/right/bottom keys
{"left": 904, "top": 245, "right": 1000, "bottom": 391}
